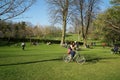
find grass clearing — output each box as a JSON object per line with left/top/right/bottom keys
{"left": 0, "top": 44, "right": 120, "bottom": 80}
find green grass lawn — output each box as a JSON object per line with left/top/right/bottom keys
{"left": 0, "top": 43, "right": 120, "bottom": 80}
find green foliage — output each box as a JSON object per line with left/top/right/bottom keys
{"left": 0, "top": 21, "right": 62, "bottom": 40}
{"left": 93, "top": 0, "right": 120, "bottom": 44}
{"left": 110, "top": 0, "right": 120, "bottom": 5}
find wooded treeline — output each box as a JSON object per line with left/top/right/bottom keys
{"left": 0, "top": 21, "right": 62, "bottom": 40}
{"left": 0, "top": 0, "right": 120, "bottom": 45}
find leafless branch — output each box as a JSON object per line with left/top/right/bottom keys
{"left": 0, "top": 0, "right": 36, "bottom": 20}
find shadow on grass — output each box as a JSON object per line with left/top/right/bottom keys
{"left": 0, "top": 56, "right": 119, "bottom": 66}
{"left": 0, "top": 54, "right": 45, "bottom": 58}
{"left": 85, "top": 57, "right": 119, "bottom": 63}
{"left": 0, "top": 58, "right": 62, "bottom": 67}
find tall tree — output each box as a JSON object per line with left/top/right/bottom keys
{"left": 0, "top": 0, "right": 36, "bottom": 20}
{"left": 93, "top": 0, "right": 120, "bottom": 43}
{"left": 110, "top": 0, "right": 120, "bottom": 5}
{"left": 46, "top": 0, "right": 73, "bottom": 45}
{"left": 74, "top": 0, "right": 100, "bottom": 47}
{"left": 104, "top": 0, "right": 120, "bottom": 33}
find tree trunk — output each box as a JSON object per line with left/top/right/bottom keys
{"left": 83, "top": 38, "right": 86, "bottom": 47}
{"left": 60, "top": 18, "right": 66, "bottom": 45}
{"left": 60, "top": 0, "right": 68, "bottom": 45}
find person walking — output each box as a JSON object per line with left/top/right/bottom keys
{"left": 21, "top": 42, "right": 25, "bottom": 50}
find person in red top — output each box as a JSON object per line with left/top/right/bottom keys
{"left": 67, "top": 46, "right": 72, "bottom": 54}
{"left": 67, "top": 43, "right": 76, "bottom": 60}
{"left": 102, "top": 42, "right": 106, "bottom": 48}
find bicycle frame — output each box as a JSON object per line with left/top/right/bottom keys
{"left": 63, "top": 51, "right": 85, "bottom": 64}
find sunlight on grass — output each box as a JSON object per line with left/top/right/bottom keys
{"left": 0, "top": 44, "right": 120, "bottom": 80}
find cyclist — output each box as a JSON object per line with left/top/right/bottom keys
{"left": 67, "top": 42, "right": 76, "bottom": 60}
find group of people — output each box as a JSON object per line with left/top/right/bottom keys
{"left": 21, "top": 41, "right": 120, "bottom": 55}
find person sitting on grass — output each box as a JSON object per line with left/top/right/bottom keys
{"left": 111, "top": 45, "right": 119, "bottom": 54}
{"left": 47, "top": 42, "right": 51, "bottom": 45}
{"left": 74, "top": 41, "right": 80, "bottom": 51}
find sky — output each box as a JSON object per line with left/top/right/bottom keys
{"left": 12, "top": 0, "right": 111, "bottom": 26}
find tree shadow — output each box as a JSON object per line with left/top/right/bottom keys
{"left": 0, "top": 58, "right": 62, "bottom": 67}
{"left": 85, "top": 57, "right": 120, "bottom": 63}
{"left": 0, "top": 56, "right": 119, "bottom": 66}
{"left": 66, "top": 34, "right": 72, "bottom": 37}
{"left": 0, "top": 54, "right": 45, "bottom": 58}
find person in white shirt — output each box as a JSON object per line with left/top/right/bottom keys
{"left": 21, "top": 42, "right": 25, "bottom": 50}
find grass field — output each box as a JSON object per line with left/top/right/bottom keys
{"left": 0, "top": 43, "right": 120, "bottom": 80}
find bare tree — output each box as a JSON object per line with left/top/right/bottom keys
{"left": 74, "top": 0, "right": 100, "bottom": 47}
{"left": 70, "top": 16, "right": 81, "bottom": 41}
{"left": 46, "top": 0, "right": 73, "bottom": 45}
{"left": 0, "top": 0, "right": 36, "bottom": 20}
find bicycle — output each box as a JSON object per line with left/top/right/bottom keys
{"left": 63, "top": 51, "right": 86, "bottom": 64}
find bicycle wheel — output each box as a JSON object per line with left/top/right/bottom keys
{"left": 76, "top": 55, "right": 85, "bottom": 64}
{"left": 63, "top": 54, "right": 71, "bottom": 63}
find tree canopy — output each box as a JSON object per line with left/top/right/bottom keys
{"left": 93, "top": 0, "right": 120, "bottom": 43}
